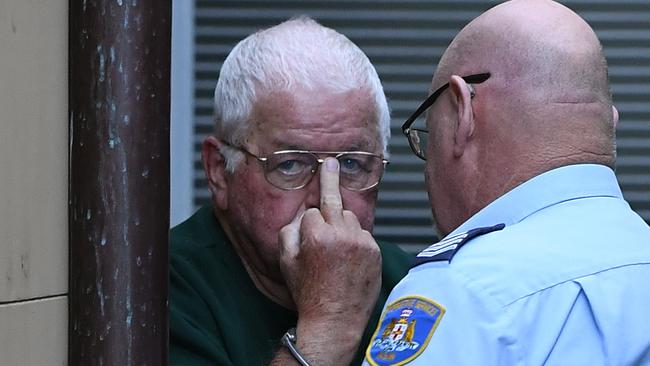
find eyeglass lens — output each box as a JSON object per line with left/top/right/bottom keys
{"left": 408, "top": 128, "right": 428, "bottom": 160}
{"left": 263, "top": 152, "right": 385, "bottom": 190}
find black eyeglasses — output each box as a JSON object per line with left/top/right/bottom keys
{"left": 402, "top": 73, "right": 491, "bottom": 160}
{"left": 229, "top": 144, "right": 389, "bottom": 191}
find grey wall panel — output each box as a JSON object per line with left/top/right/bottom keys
{"left": 192, "top": 1, "right": 650, "bottom": 253}
{"left": 0, "top": 0, "right": 68, "bottom": 363}
{"left": 0, "top": 0, "right": 68, "bottom": 302}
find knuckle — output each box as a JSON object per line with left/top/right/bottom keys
{"left": 278, "top": 234, "right": 293, "bottom": 248}
{"left": 360, "top": 229, "right": 373, "bottom": 240}
{"left": 361, "top": 230, "right": 380, "bottom": 251}
{"left": 342, "top": 210, "right": 360, "bottom": 225}
{"left": 278, "top": 225, "right": 291, "bottom": 238}
{"left": 304, "top": 207, "right": 320, "bottom": 216}
{"left": 310, "top": 228, "right": 331, "bottom": 245}
{"left": 301, "top": 209, "right": 321, "bottom": 227}
{"left": 303, "top": 208, "right": 321, "bottom": 221}
{"left": 321, "top": 193, "right": 343, "bottom": 206}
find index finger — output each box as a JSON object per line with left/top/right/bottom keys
{"left": 320, "top": 157, "right": 344, "bottom": 223}
{"left": 278, "top": 204, "right": 307, "bottom": 260}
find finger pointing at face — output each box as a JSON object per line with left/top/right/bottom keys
{"left": 320, "top": 157, "right": 344, "bottom": 224}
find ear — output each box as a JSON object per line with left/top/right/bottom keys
{"left": 202, "top": 136, "right": 229, "bottom": 211}
{"left": 448, "top": 75, "right": 476, "bottom": 158}
{"left": 612, "top": 105, "right": 619, "bottom": 129}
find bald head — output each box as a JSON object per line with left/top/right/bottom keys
{"left": 435, "top": 0, "right": 616, "bottom": 170}
{"left": 425, "top": 0, "right": 618, "bottom": 235}
{"left": 438, "top": 0, "right": 611, "bottom": 105}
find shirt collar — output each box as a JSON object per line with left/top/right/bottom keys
{"left": 448, "top": 164, "right": 623, "bottom": 236}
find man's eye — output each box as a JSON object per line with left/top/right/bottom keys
{"left": 276, "top": 159, "right": 307, "bottom": 175}
{"left": 340, "top": 158, "right": 363, "bottom": 173}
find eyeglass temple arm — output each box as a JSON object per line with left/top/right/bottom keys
{"left": 401, "top": 72, "right": 491, "bottom": 132}
{"left": 401, "top": 88, "right": 447, "bottom": 131}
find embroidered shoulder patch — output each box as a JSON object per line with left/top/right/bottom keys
{"left": 366, "top": 296, "right": 445, "bottom": 366}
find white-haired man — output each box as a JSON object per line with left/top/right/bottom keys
{"left": 169, "top": 17, "right": 411, "bottom": 365}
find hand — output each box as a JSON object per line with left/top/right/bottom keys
{"left": 276, "top": 157, "right": 382, "bottom": 365}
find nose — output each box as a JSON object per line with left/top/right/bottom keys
{"left": 302, "top": 171, "right": 321, "bottom": 209}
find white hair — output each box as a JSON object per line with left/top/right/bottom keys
{"left": 213, "top": 16, "right": 391, "bottom": 172}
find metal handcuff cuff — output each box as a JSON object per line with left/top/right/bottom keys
{"left": 281, "top": 327, "right": 313, "bottom": 366}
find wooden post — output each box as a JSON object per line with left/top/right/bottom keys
{"left": 69, "top": 0, "right": 171, "bottom": 364}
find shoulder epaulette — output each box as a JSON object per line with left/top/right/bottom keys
{"left": 412, "top": 223, "right": 505, "bottom": 267}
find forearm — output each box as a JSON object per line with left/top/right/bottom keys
{"left": 269, "top": 318, "right": 365, "bottom": 366}
{"left": 269, "top": 348, "right": 302, "bottom": 366}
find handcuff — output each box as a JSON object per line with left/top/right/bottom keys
{"left": 281, "top": 327, "right": 313, "bottom": 366}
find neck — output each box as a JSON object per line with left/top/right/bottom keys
{"left": 472, "top": 146, "right": 614, "bottom": 219}
{"left": 214, "top": 210, "right": 296, "bottom": 310}
{"left": 237, "top": 250, "right": 295, "bottom": 310}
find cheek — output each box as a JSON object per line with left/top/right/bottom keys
{"left": 232, "top": 182, "right": 300, "bottom": 234}
{"left": 424, "top": 155, "right": 448, "bottom": 210}
{"left": 227, "top": 168, "right": 303, "bottom": 245}
{"left": 424, "top": 163, "right": 432, "bottom": 193}
{"left": 424, "top": 161, "right": 437, "bottom": 202}
{"left": 341, "top": 189, "right": 378, "bottom": 231}
{"left": 424, "top": 129, "right": 451, "bottom": 195}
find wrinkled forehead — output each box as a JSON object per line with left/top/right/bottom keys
{"left": 249, "top": 87, "right": 382, "bottom": 152}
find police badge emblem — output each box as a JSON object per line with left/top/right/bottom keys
{"left": 366, "top": 296, "right": 445, "bottom": 365}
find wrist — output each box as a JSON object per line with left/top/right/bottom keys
{"left": 281, "top": 328, "right": 312, "bottom": 366}
{"left": 293, "top": 318, "right": 364, "bottom": 366}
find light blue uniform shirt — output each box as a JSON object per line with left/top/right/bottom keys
{"left": 364, "top": 164, "right": 650, "bottom": 366}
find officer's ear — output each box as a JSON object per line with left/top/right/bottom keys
{"left": 202, "top": 136, "right": 229, "bottom": 210}
{"left": 448, "top": 75, "right": 476, "bottom": 158}
{"left": 612, "top": 105, "right": 619, "bottom": 128}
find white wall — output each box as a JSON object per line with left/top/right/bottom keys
{"left": 0, "top": 0, "right": 68, "bottom": 364}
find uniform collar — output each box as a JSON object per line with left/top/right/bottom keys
{"left": 448, "top": 164, "right": 623, "bottom": 237}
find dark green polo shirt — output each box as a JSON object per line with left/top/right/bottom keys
{"left": 170, "top": 205, "right": 412, "bottom": 365}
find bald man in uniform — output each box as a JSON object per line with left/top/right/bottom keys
{"left": 274, "top": 1, "right": 650, "bottom": 365}
{"left": 358, "top": 1, "right": 650, "bottom": 364}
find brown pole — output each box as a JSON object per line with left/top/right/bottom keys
{"left": 69, "top": 1, "right": 170, "bottom": 365}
